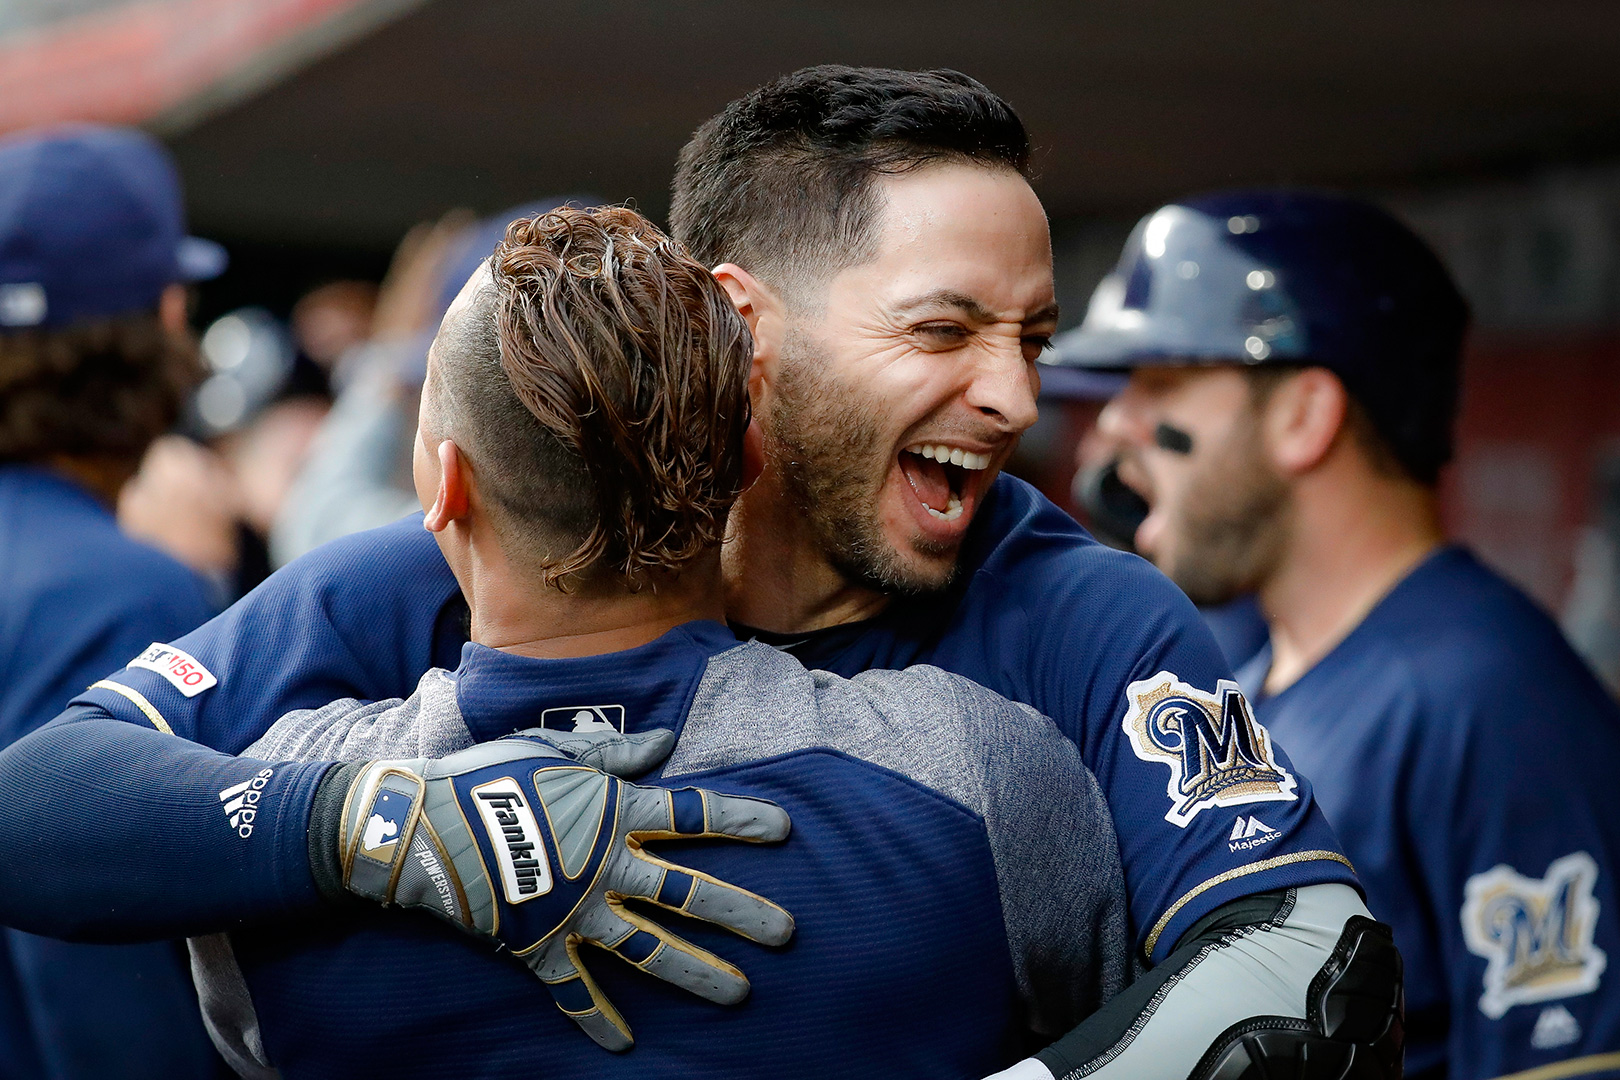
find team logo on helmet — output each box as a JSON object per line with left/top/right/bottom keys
{"left": 1121, "top": 672, "right": 1298, "bottom": 828}
{"left": 1461, "top": 852, "right": 1606, "bottom": 1019}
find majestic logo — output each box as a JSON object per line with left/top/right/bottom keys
{"left": 539, "top": 704, "right": 625, "bottom": 733}
{"left": 130, "top": 642, "right": 216, "bottom": 697}
{"left": 1531, "top": 1004, "right": 1582, "bottom": 1050}
{"left": 1462, "top": 852, "right": 1607, "bottom": 1019}
{"left": 1228, "top": 815, "right": 1279, "bottom": 853}
{"left": 218, "top": 769, "right": 273, "bottom": 839}
{"left": 1121, "top": 672, "right": 1298, "bottom": 828}
{"left": 471, "top": 779, "right": 552, "bottom": 903}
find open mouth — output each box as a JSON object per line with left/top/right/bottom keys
{"left": 898, "top": 442, "right": 993, "bottom": 522}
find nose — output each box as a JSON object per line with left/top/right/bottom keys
{"left": 1097, "top": 378, "right": 1156, "bottom": 447}
{"left": 964, "top": 346, "right": 1039, "bottom": 434}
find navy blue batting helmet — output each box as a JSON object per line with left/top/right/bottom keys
{"left": 1048, "top": 189, "right": 1469, "bottom": 483}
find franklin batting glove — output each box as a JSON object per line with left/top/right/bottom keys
{"left": 308, "top": 733, "right": 794, "bottom": 1051}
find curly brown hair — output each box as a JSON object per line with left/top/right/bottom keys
{"left": 0, "top": 315, "right": 200, "bottom": 465}
{"left": 429, "top": 206, "right": 753, "bottom": 587}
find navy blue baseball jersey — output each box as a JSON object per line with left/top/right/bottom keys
{"left": 0, "top": 466, "right": 217, "bottom": 1079}
{"left": 183, "top": 623, "right": 1133, "bottom": 1077}
{"left": 1237, "top": 547, "right": 1620, "bottom": 1080}
{"left": 63, "top": 473, "right": 1354, "bottom": 966}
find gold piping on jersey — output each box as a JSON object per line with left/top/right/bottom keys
{"left": 89, "top": 680, "right": 173, "bottom": 735}
{"left": 1144, "top": 849, "right": 1356, "bottom": 957}
{"left": 1488, "top": 1052, "right": 1620, "bottom": 1080}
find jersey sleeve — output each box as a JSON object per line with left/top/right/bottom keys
{"left": 66, "top": 514, "right": 463, "bottom": 754}
{"left": 964, "top": 545, "right": 1358, "bottom": 965}
{"left": 938, "top": 673, "right": 1135, "bottom": 1037}
{"left": 244, "top": 669, "right": 473, "bottom": 762}
{"left": 1395, "top": 640, "right": 1620, "bottom": 1078}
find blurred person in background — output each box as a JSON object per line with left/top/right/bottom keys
{"left": 1043, "top": 370, "right": 1271, "bottom": 670}
{"left": 271, "top": 202, "right": 571, "bottom": 566}
{"left": 120, "top": 303, "right": 334, "bottom": 603}
{"left": 0, "top": 124, "right": 223, "bottom": 1079}
{"left": 1055, "top": 189, "right": 1620, "bottom": 1080}
{"left": 1563, "top": 450, "right": 1620, "bottom": 698}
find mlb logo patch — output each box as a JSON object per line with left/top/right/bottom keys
{"left": 539, "top": 704, "right": 626, "bottom": 733}
{"left": 359, "top": 788, "right": 412, "bottom": 862}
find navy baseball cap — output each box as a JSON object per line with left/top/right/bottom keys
{"left": 0, "top": 124, "right": 226, "bottom": 330}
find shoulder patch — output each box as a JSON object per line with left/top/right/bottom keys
{"left": 129, "top": 642, "right": 217, "bottom": 697}
{"left": 1461, "top": 852, "right": 1607, "bottom": 1019}
{"left": 1121, "top": 671, "right": 1298, "bottom": 827}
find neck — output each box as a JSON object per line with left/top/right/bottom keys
{"left": 454, "top": 536, "right": 725, "bottom": 659}
{"left": 46, "top": 454, "right": 137, "bottom": 507}
{"left": 721, "top": 472, "right": 891, "bottom": 633}
{"left": 1258, "top": 458, "right": 1443, "bottom": 695}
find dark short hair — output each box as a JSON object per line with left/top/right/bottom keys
{"left": 670, "top": 65, "right": 1030, "bottom": 292}
{"left": 430, "top": 206, "right": 753, "bottom": 586}
{"left": 0, "top": 315, "right": 199, "bottom": 465}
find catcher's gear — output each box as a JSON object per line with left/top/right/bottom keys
{"left": 327, "top": 732, "right": 794, "bottom": 1051}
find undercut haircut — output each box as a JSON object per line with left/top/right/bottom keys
{"left": 670, "top": 65, "right": 1031, "bottom": 293}
{"left": 0, "top": 315, "right": 199, "bottom": 465}
{"left": 429, "top": 206, "right": 753, "bottom": 587}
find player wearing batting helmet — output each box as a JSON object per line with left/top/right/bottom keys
{"left": 2, "top": 74, "right": 1396, "bottom": 1079}
{"left": 1053, "top": 189, "right": 1620, "bottom": 1079}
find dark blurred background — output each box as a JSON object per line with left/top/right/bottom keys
{"left": 7, "top": 0, "right": 1620, "bottom": 613}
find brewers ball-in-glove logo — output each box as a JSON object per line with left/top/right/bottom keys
{"left": 1122, "top": 672, "right": 1297, "bottom": 827}
{"left": 1461, "top": 852, "right": 1607, "bottom": 1019}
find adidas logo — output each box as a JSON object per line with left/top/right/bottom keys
{"left": 1228, "top": 814, "right": 1280, "bottom": 852}
{"left": 219, "top": 768, "right": 273, "bottom": 839}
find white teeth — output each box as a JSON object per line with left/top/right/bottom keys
{"left": 926, "top": 494, "right": 965, "bottom": 521}
{"left": 904, "top": 444, "right": 992, "bottom": 471}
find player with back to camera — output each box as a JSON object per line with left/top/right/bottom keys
{"left": 179, "top": 203, "right": 1143, "bottom": 1076}
{"left": 1054, "top": 189, "right": 1620, "bottom": 1079}
{"left": 0, "top": 125, "right": 224, "bottom": 1079}
{"left": 0, "top": 70, "right": 1400, "bottom": 1079}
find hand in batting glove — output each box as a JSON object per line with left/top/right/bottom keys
{"left": 308, "top": 731, "right": 794, "bottom": 1051}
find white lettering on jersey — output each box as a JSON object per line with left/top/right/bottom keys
{"left": 470, "top": 779, "right": 552, "bottom": 903}
{"left": 1121, "top": 672, "right": 1298, "bottom": 828}
{"left": 130, "top": 643, "right": 217, "bottom": 697}
{"left": 1227, "top": 815, "right": 1280, "bottom": 852}
{"left": 1462, "top": 852, "right": 1607, "bottom": 1019}
{"left": 219, "top": 769, "right": 273, "bottom": 839}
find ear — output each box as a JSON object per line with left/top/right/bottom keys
{"left": 158, "top": 284, "right": 189, "bottom": 333}
{"left": 711, "top": 263, "right": 785, "bottom": 392}
{"left": 422, "top": 438, "right": 472, "bottom": 532}
{"left": 1263, "top": 368, "right": 1350, "bottom": 476}
{"left": 740, "top": 418, "right": 766, "bottom": 491}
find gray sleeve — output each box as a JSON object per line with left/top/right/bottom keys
{"left": 243, "top": 668, "right": 473, "bottom": 762}
{"left": 920, "top": 671, "right": 1135, "bottom": 1036}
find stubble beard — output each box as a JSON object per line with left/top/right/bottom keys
{"left": 762, "top": 329, "right": 960, "bottom": 599}
{"left": 1159, "top": 421, "right": 1292, "bottom": 607}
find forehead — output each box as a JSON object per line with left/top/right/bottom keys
{"left": 841, "top": 163, "right": 1053, "bottom": 315}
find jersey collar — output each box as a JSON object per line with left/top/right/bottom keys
{"left": 451, "top": 619, "right": 738, "bottom": 744}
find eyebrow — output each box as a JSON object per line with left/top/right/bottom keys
{"left": 893, "top": 289, "right": 1061, "bottom": 326}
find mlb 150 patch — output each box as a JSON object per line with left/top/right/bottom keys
{"left": 1122, "top": 671, "right": 1298, "bottom": 828}
{"left": 129, "top": 642, "right": 217, "bottom": 697}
